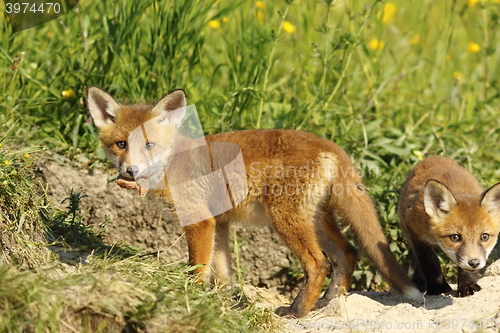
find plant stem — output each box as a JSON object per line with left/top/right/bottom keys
{"left": 320, "top": 2, "right": 333, "bottom": 96}
{"left": 324, "top": 1, "right": 374, "bottom": 110}
{"left": 256, "top": 5, "right": 290, "bottom": 129}
{"left": 481, "top": 4, "right": 489, "bottom": 101}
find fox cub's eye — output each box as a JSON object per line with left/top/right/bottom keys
{"left": 116, "top": 141, "right": 127, "bottom": 149}
{"left": 450, "top": 234, "right": 461, "bottom": 242}
{"left": 480, "top": 233, "right": 490, "bottom": 242}
{"left": 145, "top": 142, "right": 156, "bottom": 150}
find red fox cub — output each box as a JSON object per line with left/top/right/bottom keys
{"left": 399, "top": 156, "right": 500, "bottom": 297}
{"left": 86, "top": 86, "right": 421, "bottom": 318}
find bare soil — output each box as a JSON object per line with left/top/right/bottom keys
{"left": 278, "top": 262, "right": 500, "bottom": 333}
{"left": 40, "top": 161, "right": 300, "bottom": 297}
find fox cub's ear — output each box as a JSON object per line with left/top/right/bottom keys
{"left": 424, "top": 179, "right": 457, "bottom": 221}
{"left": 481, "top": 182, "right": 500, "bottom": 220}
{"left": 151, "top": 89, "right": 187, "bottom": 128}
{"left": 86, "top": 86, "right": 121, "bottom": 129}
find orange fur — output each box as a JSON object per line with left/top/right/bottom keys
{"left": 87, "top": 87, "right": 421, "bottom": 318}
{"left": 399, "top": 156, "right": 500, "bottom": 296}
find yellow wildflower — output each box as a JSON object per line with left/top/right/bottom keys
{"left": 445, "top": 54, "right": 452, "bottom": 61}
{"left": 47, "top": 32, "right": 54, "bottom": 39}
{"left": 222, "top": 17, "right": 229, "bottom": 23}
{"left": 467, "top": 0, "right": 487, "bottom": 5}
{"left": 492, "top": 0, "right": 500, "bottom": 3}
{"left": 255, "top": 10, "right": 264, "bottom": 24}
{"left": 369, "top": 38, "right": 385, "bottom": 51}
{"left": 410, "top": 34, "right": 420, "bottom": 46}
{"left": 3, "top": 160, "right": 9, "bottom": 166}
{"left": 282, "top": 21, "right": 296, "bottom": 34}
{"left": 61, "top": 89, "right": 75, "bottom": 98}
{"left": 377, "top": 2, "right": 397, "bottom": 24}
{"left": 255, "top": 1, "right": 265, "bottom": 9}
{"left": 413, "top": 150, "right": 424, "bottom": 161}
{"left": 453, "top": 71, "right": 465, "bottom": 82}
{"left": 24, "top": 154, "right": 30, "bottom": 158}
{"left": 208, "top": 20, "right": 221, "bottom": 29}
{"left": 0, "top": 143, "right": 2, "bottom": 148}
{"left": 468, "top": 41, "right": 481, "bottom": 53}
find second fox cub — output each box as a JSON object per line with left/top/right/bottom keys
{"left": 87, "top": 87, "right": 422, "bottom": 318}
{"left": 399, "top": 156, "right": 500, "bottom": 297}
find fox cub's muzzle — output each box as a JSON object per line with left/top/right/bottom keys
{"left": 126, "top": 165, "right": 140, "bottom": 178}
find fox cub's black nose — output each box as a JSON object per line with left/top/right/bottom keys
{"left": 126, "top": 166, "right": 139, "bottom": 178}
{"left": 468, "top": 259, "right": 480, "bottom": 269}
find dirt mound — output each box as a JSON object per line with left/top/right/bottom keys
{"left": 40, "top": 161, "right": 299, "bottom": 296}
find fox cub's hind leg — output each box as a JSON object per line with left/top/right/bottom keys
{"left": 272, "top": 212, "right": 330, "bottom": 318}
{"left": 313, "top": 213, "right": 357, "bottom": 310}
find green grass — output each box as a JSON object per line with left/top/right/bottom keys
{"left": 0, "top": 143, "right": 277, "bottom": 332}
{"left": 1, "top": 0, "right": 500, "bottom": 328}
{"left": 0, "top": 258, "right": 277, "bottom": 333}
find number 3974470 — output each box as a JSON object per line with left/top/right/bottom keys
{"left": 5, "top": 2, "right": 61, "bottom": 14}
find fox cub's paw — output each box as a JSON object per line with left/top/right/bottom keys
{"left": 275, "top": 305, "right": 306, "bottom": 318}
{"left": 456, "top": 283, "right": 481, "bottom": 297}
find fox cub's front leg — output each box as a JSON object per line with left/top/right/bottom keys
{"left": 184, "top": 218, "right": 217, "bottom": 281}
{"left": 409, "top": 236, "right": 452, "bottom": 295}
{"left": 183, "top": 217, "right": 232, "bottom": 283}
{"left": 457, "top": 268, "right": 481, "bottom": 297}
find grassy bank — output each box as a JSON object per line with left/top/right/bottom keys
{"left": 0, "top": 146, "right": 277, "bottom": 332}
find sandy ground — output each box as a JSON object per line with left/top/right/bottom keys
{"left": 266, "top": 261, "right": 500, "bottom": 333}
